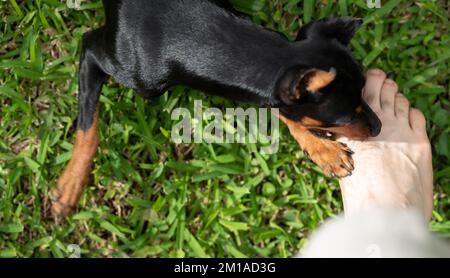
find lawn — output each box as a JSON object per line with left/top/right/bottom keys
{"left": 0, "top": 0, "right": 449, "bottom": 258}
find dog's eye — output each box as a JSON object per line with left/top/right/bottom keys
{"left": 309, "top": 129, "right": 335, "bottom": 139}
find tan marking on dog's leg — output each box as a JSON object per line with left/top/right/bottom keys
{"left": 52, "top": 110, "right": 99, "bottom": 217}
{"left": 279, "top": 115, "right": 354, "bottom": 177}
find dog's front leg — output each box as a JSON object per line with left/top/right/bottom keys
{"left": 279, "top": 116, "right": 354, "bottom": 178}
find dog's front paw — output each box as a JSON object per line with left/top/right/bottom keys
{"left": 304, "top": 140, "right": 354, "bottom": 178}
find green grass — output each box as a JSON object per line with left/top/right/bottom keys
{"left": 0, "top": 0, "right": 449, "bottom": 258}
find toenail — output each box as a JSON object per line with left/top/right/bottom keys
{"left": 385, "top": 79, "right": 395, "bottom": 85}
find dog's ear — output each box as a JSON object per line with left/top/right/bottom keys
{"left": 279, "top": 68, "right": 337, "bottom": 105}
{"left": 296, "top": 17, "right": 362, "bottom": 46}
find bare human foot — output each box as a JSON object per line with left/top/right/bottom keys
{"left": 339, "top": 69, "right": 433, "bottom": 221}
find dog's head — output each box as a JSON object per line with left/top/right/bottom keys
{"left": 278, "top": 18, "right": 381, "bottom": 139}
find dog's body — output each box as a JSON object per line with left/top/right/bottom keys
{"left": 52, "top": 0, "right": 381, "bottom": 216}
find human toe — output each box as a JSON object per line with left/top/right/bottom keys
{"left": 380, "top": 79, "right": 398, "bottom": 112}
{"left": 409, "top": 108, "right": 427, "bottom": 135}
{"left": 363, "top": 69, "right": 387, "bottom": 111}
{"left": 395, "top": 94, "right": 410, "bottom": 121}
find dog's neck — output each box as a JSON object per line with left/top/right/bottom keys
{"left": 172, "top": 7, "right": 322, "bottom": 107}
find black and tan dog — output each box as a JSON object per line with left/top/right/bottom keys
{"left": 52, "top": 0, "right": 381, "bottom": 216}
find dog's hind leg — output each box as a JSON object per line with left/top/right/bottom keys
{"left": 52, "top": 31, "right": 107, "bottom": 217}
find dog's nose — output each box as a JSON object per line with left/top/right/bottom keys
{"left": 369, "top": 120, "right": 381, "bottom": 137}
{"left": 362, "top": 101, "right": 382, "bottom": 137}
{"left": 367, "top": 111, "right": 382, "bottom": 137}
